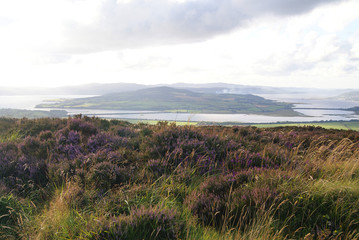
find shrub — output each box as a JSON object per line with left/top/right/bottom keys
{"left": 185, "top": 172, "right": 254, "bottom": 227}
{"left": 87, "top": 133, "right": 128, "bottom": 153}
{"left": 20, "top": 136, "right": 48, "bottom": 160}
{"left": 0, "top": 143, "right": 19, "bottom": 179}
{"left": 88, "top": 162, "right": 130, "bottom": 190}
{"left": 116, "top": 126, "right": 137, "bottom": 138}
{"left": 16, "top": 155, "right": 48, "bottom": 187}
{"left": 38, "top": 130, "right": 53, "bottom": 141}
{"left": 68, "top": 118, "right": 98, "bottom": 137}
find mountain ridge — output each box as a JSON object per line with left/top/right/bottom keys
{"left": 0, "top": 82, "right": 354, "bottom": 96}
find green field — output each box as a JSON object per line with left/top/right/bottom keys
{"left": 253, "top": 121, "right": 359, "bottom": 130}
{"left": 120, "top": 119, "right": 359, "bottom": 131}
{"left": 123, "top": 119, "right": 198, "bottom": 126}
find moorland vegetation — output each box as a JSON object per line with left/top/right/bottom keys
{"left": 0, "top": 116, "right": 359, "bottom": 239}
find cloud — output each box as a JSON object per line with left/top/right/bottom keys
{"left": 0, "top": 17, "right": 14, "bottom": 26}
{"left": 60, "top": 0, "right": 344, "bottom": 53}
{"left": 244, "top": 0, "right": 341, "bottom": 16}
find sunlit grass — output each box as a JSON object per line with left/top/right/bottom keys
{"left": 0, "top": 130, "right": 22, "bottom": 143}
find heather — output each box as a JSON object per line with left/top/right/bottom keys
{"left": 0, "top": 117, "right": 359, "bottom": 239}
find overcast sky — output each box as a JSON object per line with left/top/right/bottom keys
{"left": 0, "top": 0, "right": 358, "bottom": 89}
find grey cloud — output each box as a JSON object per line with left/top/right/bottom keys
{"left": 244, "top": 0, "right": 342, "bottom": 16}
{"left": 61, "top": 0, "right": 344, "bottom": 53}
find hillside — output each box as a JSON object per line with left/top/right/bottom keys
{"left": 0, "top": 117, "right": 359, "bottom": 239}
{"left": 349, "top": 106, "right": 359, "bottom": 114}
{"left": 36, "top": 86, "right": 299, "bottom": 116}
{"left": 337, "top": 91, "right": 359, "bottom": 101}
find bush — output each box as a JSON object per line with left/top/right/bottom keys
{"left": 185, "top": 172, "right": 254, "bottom": 227}
{"left": 0, "top": 143, "right": 19, "bottom": 179}
{"left": 68, "top": 118, "right": 98, "bottom": 137}
{"left": 88, "top": 162, "right": 130, "bottom": 190}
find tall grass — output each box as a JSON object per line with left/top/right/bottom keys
{"left": 0, "top": 130, "right": 22, "bottom": 143}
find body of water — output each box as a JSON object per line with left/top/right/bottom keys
{"left": 0, "top": 95, "right": 96, "bottom": 110}
{"left": 1, "top": 94, "right": 358, "bottom": 123}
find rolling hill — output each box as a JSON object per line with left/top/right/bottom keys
{"left": 337, "top": 91, "right": 359, "bottom": 101}
{"left": 36, "top": 86, "right": 300, "bottom": 116}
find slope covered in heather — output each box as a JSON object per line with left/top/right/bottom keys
{"left": 1, "top": 117, "right": 359, "bottom": 239}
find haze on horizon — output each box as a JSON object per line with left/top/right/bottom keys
{"left": 0, "top": 0, "right": 358, "bottom": 89}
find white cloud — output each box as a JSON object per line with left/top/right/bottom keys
{"left": 55, "top": 0, "right": 344, "bottom": 53}
{"left": 0, "top": 0, "right": 358, "bottom": 89}
{"left": 317, "top": 0, "right": 359, "bottom": 32}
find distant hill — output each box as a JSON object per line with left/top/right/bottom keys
{"left": 348, "top": 106, "right": 359, "bottom": 114}
{"left": 0, "top": 83, "right": 146, "bottom": 96}
{"left": 36, "top": 86, "right": 300, "bottom": 116}
{"left": 1, "top": 82, "right": 353, "bottom": 96}
{"left": 337, "top": 91, "right": 359, "bottom": 102}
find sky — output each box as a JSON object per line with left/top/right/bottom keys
{"left": 0, "top": 0, "right": 358, "bottom": 89}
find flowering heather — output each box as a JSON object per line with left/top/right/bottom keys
{"left": 20, "top": 136, "right": 48, "bottom": 159}
{"left": 86, "top": 155, "right": 130, "bottom": 190}
{"left": 56, "top": 142, "right": 83, "bottom": 160}
{"left": 146, "top": 159, "right": 169, "bottom": 177}
{"left": 38, "top": 130, "right": 53, "bottom": 141}
{"left": 0, "top": 143, "right": 19, "bottom": 178}
{"left": 87, "top": 132, "right": 128, "bottom": 153}
{"left": 15, "top": 155, "right": 48, "bottom": 185}
{"left": 185, "top": 172, "right": 255, "bottom": 227}
{"left": 68, "top": 118, "right": 98, "bottom": 136}
{"left": 116, "top": 126, "right": 137, "bottom": 138}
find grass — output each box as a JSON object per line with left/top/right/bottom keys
{"left": 0, "top": 130, "right": 23, "bottom": 143}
